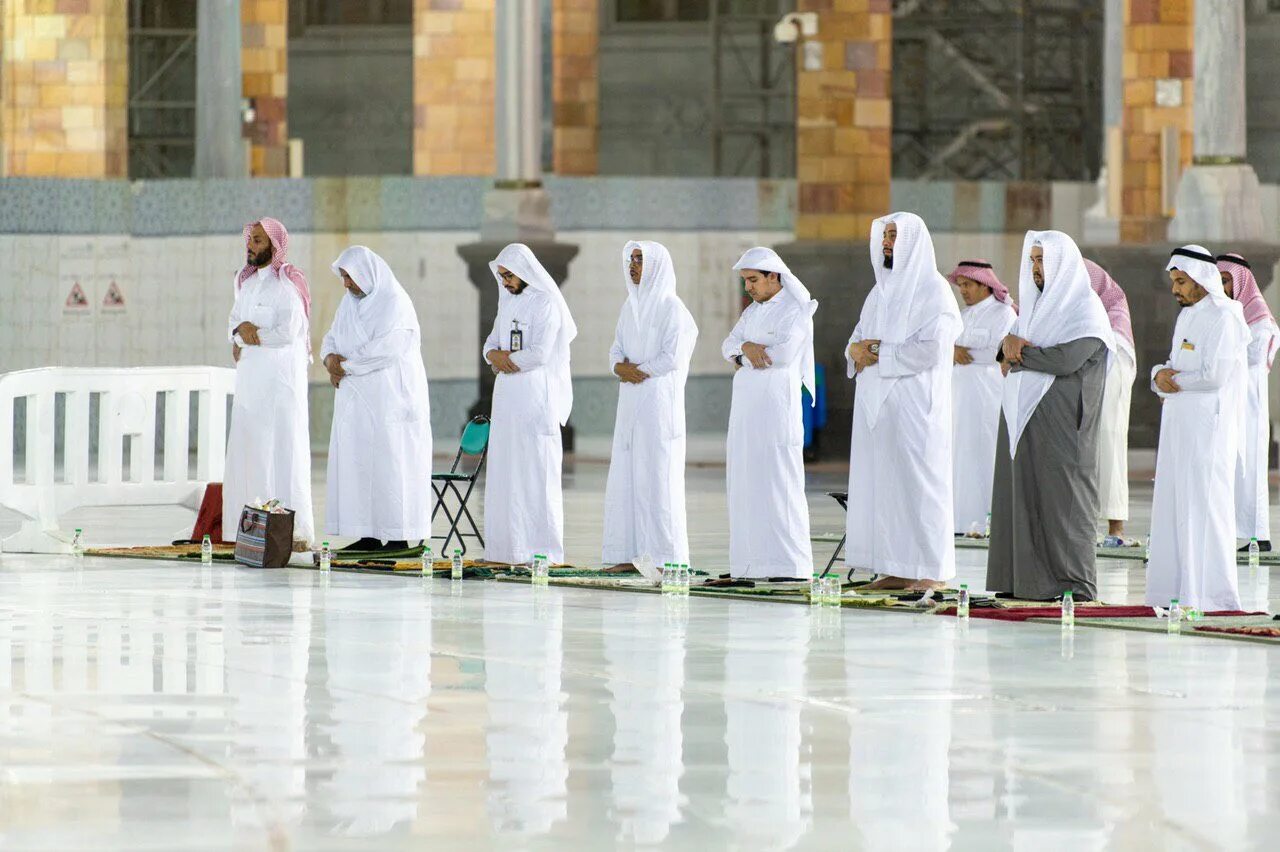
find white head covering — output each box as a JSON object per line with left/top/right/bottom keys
{"left": 621, "top": 240, "right": 695, "bottom": 364}
{"left": 1000, "top": 230, "right": 1116, "bottom": 458}
{"left": 732, "top": 247, "right": 819, "bottom": 406}
{"left": 1166, "top": 244, "right": 1234, "bottom": 301}
{"left": 859, "top": 212, "right": 961, "bottom": 426}
{"left": 329, "top": 245, "right": 420, "bottom": 353}
{"left": 490, "top": 243, "right": 578, "bottom": 426}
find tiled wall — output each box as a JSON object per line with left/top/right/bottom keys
{"left": 1120, "top": 0, "right": 1193, "bottom": 243}
{"left": 242, "top": 0, "right": 290, "bottom": 177}
{"left": 552, "top": 0, "right": 599, "bottom": 175}
{"left": 412, "top": 0, "right": 494, "bottom": 176}
{"left": 0, "top": 0, "right": 128, "bottom": 178}
{"left": 794, "top": 0, "right": 892, "bottom": 241}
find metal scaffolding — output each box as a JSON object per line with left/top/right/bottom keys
{"left": 709, "top": 0, "right": 796, "bottom": 178}
{"left": 892, "top": 0, "right": 1103, "bottom": 181}
{"left": 128, "top": 0, "right": 196, "bottom": 178}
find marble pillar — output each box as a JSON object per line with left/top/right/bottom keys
{"left": 487, "top": 0, "right": 551, "bottom": 242}
{"left": 195, "top": 0, "right": 246, "bottom": 178}
{"left": 1168, "top": 0, "right": 1265, "bottom": 242}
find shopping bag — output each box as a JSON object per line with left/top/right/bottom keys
{"left": 233, "top": 505, "right": 295, "bottom": 569}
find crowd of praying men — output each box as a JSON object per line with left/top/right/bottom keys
{"left": 224, "top": 213, "right": 1276, "bottom": 613}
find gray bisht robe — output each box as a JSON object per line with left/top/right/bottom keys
{"left": 987, "top": 337, "right": 1108, "bottom": 600}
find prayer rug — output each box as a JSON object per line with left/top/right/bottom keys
{"left": 1193, "top": 625, "right": 1280, "bottom": 639}
{"left": 936, "top": 604, "right": 1263, "bottom": 622}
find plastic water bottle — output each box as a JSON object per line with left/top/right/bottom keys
{"left": 451, "top": 548, "right": 463, "bottom": 580}
{"left": 319, "top": 541, "right": 332, "bottom": 573}
{"left": 1060, "top": 589, "right": 1075, "bottom": 629}
{"left": 532, "top": 553, "right": 550, "bottom": 585}
{"left": 1167, "top": 598, "right": 1183, "bottom": 634}
{"left": 421, "top": 545, "right": 433, "bottom": 578}
{"left": 201, "top": 534, "right": 213, "bottom": 565}
{"left": 678, "top": 563, "right": 692, "bottom": 596}
{"left": 957, "top": 584, "right": 970, "bottom": 621}
{"left": 810, "top": 573, "right": 823, "bottom": 606}
{"left": 824, "top": 576, "right": 841, "bottom": 607}
{"left": 1143, "top": 537, "right": 1151, "bottom": 563}
{"left": 1248, "top": 538, "right": 1261, "bottom": 570}
{"left": 661, "top": 563, "right": 675, "bottom": 595}
{"left": 984, "top": 513, "right": 992, "bottom": 538}
{"left": 72, "top": 528, "right": 84, "bottom": 558}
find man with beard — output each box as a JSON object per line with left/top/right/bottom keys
{"left": 845, "top": 213, "right": 962, "bottom": 590}
{"left": 1147, "top": 246, "right": 1249, "bottom": 612}
{"left": 222, "top": 218, "right": 315, "bottom": 549}
{"left": 987, "top": 231, "right": 1115, "bottom": 601}
{"left": 482, "top": 244, "right": 578, "bottom": 566}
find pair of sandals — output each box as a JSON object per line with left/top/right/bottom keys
{"left": 339, "top": 537, "right": 414, "bottom": 553}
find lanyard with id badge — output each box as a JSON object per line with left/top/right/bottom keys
{"left": 510, "top": 320, "right": 524, "bottom": 352}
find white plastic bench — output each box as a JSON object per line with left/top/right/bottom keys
{"left": 0, "top": 367, "right": 236, "bottom": 553}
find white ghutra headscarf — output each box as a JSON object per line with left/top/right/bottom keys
{"left": 490, "top": 243, "right": 579, "bottom": 426}
{"left": 1000, "top": 230, "right": 1116, "bottom": 458}
{"left": 732, "top": 247, "right": 819, "bottom": 406}
{"left": 619, "top": 240, "right": 696, "bottom": 365}
{"left": 857, "top": 212, "right": 961, "bottom": 426}
{"left": 328, "top": 245, "right": 420, "bottom": 352}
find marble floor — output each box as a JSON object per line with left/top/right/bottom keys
{"left": 0, "top": 459, "right": 1278, "bottom": 850}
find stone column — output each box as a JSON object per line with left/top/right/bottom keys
{"left": 1117, "top": 0, "right": 1192, "bottom": 244}
{"left": 195, "top": 0, "right": 246, "bottom": 178}
{"left": 241, "top": 0, "right": 289, "bottom": 177}
{"left": 0, "top": 1, "right": 128, "bottom": 177}
{"left": 551, "top": 0, "right": 598, "bottom": 175}
{"left": 1169, "top": 0, "right": 1265, "bottom": 241}
{"left": 793, "top": 0, "right": 892, "bottom": 241}
{"left": 412, "top": 0, "right": 494, "bottom": 176}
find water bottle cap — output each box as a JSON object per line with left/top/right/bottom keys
{"left": 322, "top": 541, "right": 329, "bottom": 546}
{"left": 960, "top": 583, "right": 968, "bottom": 589}
{"left": 454, "top": 549, "right": 461, "bottom": 554}
{"left": 1063, "top": 590, "right": 1073, "bottom": 597}
{"left": 1171, "top": 598, "right": 1179, "bottom": 604}
{"left": 75, "top": 528, "right": 82, "bottom": 533}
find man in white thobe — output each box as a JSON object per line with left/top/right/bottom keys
{"left": 1147, "top": 246, "right": 1249, "bottom": 612}
{"left": 721, "top": 247, "right": 818, "bottom": 580}
{"left": 321, "top": 246, "right": 432, "bottom": 552}
{"left": 482, "top": 243, "right": 577, "bottom": 565}
{"left": 1086, "top": 259, "right": 1138, "bottom": 546}
{"left": 223, "top": 217, "right": 315, "bottom": 547}
{"left": 946, "top": 259, "right": 1016, "bottom": 536}
{"left": 602, "top": 241, "right": 699, "bottom": 571}
{"left": 1218, "top": 253, "right": 1279, "bottom": 551}
{"left": 846, "top": 213, "right": 962, "bottom": 590}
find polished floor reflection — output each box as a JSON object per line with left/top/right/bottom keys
{"left": 1, "top": 555, "right": 1277, "bottom": 850}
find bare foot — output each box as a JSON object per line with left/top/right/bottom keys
{"left": 1107, "top": 520, "right": 1125, "bottom": 536}
{"left": 862, "top": 575, "right": 914, "bottom": 590}
{"left": 603, "top": 562, "right": 638, "bottom": 574}
{"left": 907, "top": 579, "right": 948, "bottom": 592}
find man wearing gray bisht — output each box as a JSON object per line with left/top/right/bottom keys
{"left": 987, "top": 231, "right": 1116, "bottom": 601}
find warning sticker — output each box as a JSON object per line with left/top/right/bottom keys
{"left": 65, "top": 281, "right": 89, "bottom": 311}
{"left": 102, "top": 280, "right": 126, "bottom": 312}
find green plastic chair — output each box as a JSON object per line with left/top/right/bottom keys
{"left": 431, "top": 415, "right": 490, "bottom": 556}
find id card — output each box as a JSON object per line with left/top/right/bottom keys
{"left": 1181, "top": 340, "right": 1195, "bottom": 351}
{"left": 510, "top": 320, "right": 523, "bottom": 352}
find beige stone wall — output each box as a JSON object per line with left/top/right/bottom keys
{"left": 1120, "top": 0, "right": 1194, "bottom": 243}
{"left": 552, "top": 0, "right": 597, "bottom": 175}
{"left": 794, "top": 0, "right": 892, "bottom": 242}
{"left": 242, "top": 0, "right": 288, "bottom": 177}
{"left": 0, "top": 0, "right": 128, "bottom": 178}
{"left": 412, "top": 0, "right": 494, "bottom": 176}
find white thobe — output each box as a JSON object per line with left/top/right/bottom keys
{"left": 483, "top": 288, "right": 566, "bottom": 564}
{"left": 846, "top": 288, "right": 960, "bottom": 581}
{"left": 222, "top": 268, "right": 315, "bottom": 544}
{"left": 1147, "top": 298, "right": 1247, "bottom": 611}
{"left": 722, "top": 296, "right": 814, "bottom": 579}
{"left": 950, "top": 295, "right": 1016, "bottom": 534}
{"left": 1235, "top": 320, "right": 1278, "bottom": 540}
{"left": 1097, "top": 342, "right": 1136, "bottom": 521}
{"left": 601, "top": 309, "right": 697, "bottom": 566}
{"left": 322, "top": 327, "right": 432, "bottom": 540}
